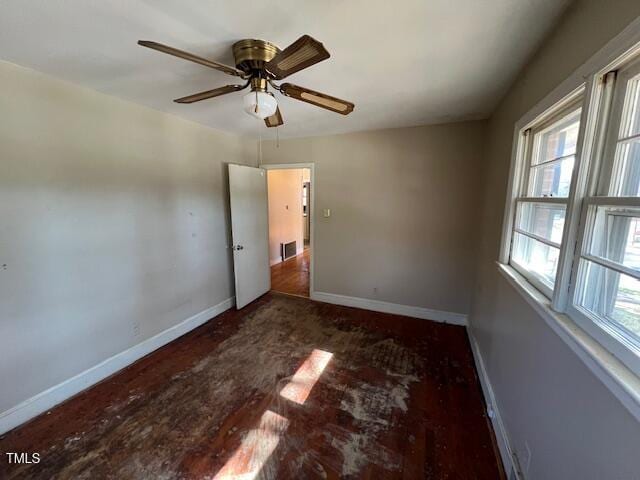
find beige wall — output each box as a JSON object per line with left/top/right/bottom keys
{"left": 262, "top": 122, "right": 486, "bottom": 316}
{"left": 267, "top": 169, "right": 304, "bottom": 264}
{"left": 0, "top": 60, "right": 253, "bottom": 415}
{"left": 470, "top": 1, "right": 640, "bottom": 478}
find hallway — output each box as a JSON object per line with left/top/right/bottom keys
{"left": 270, "top": 248, "right": 310, "bottom": 297}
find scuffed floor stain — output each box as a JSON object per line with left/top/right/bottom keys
{"left": 0, "top": 293, "right": 504, "bottom": 479}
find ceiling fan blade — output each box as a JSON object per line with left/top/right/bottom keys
{"left": 174, "top": 85, "right": 246, "bottom": 104}
{"left": 280, "top": 83, "right": 354, "bottom": 115}
{"left": 265, "top": 35, "right": 330, "bottom": 79}
{"left": 264, "top": 107, "right": 284, "bottom": 127}
{"left": 138, "top": 40, "right": 244, "bottom": 77}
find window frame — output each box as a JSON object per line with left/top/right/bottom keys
{"left": 499, "top": 16, "right": 640, "bottom": 414}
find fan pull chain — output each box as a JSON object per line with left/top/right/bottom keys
{"left": 258, "top": 125, "right": 262, "bottom": 165}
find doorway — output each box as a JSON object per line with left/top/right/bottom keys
{"left": 263, "top": 164, "right": 313, "bottom": 297}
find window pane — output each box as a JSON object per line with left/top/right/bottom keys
{"left": 619, "top": 72, "right": 640, "bottom": 139}
{"left": 611, "top": 139, "right": 640, "bottom": 196}
{"left": 516, "top": 202, "right": 565, "bottom": 244}
{"left": 575, "top": 259, "right": 640, "bottom": 340}
{"left": 532, "top": 109, "right": 581, "bottom": 165}
{"left": 584, "top": 205, "right": 640, "bottom": 274}
{"left": 528, "top": 156, "right": 574, "bottom": 197}
{"left": 512, "top": 232, "right": 560, "bottom": 289}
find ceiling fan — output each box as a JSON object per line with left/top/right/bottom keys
{"left": 138, "top": 35, "right": 355, "bottom": 128}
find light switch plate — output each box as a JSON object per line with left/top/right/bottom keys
{"left": 323, "top": 209, "right": 331, "bottom": 218}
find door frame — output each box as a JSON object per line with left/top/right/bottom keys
{"left": 260, "top": 162, "right": 315, "bottom": 297}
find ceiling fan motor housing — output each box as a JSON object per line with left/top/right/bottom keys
{"left": 232, "top": 39, "right": 280, "bottom": 74}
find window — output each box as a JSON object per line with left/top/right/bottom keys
{"left": 508, "top": 99, "right": 583, "bottom": 296}
{"left": 568, "top": 62, "right": 640, "bottom": 373}
{"left": 502, "top": 41, "right": 640, "bottom": 380}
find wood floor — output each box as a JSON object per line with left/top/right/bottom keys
{"left": 270, "top": 248, "right": 310, "bottom": 297}
{"left": 0, "top": 293, "right": 504, "bottom": 479}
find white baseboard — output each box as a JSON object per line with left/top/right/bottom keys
{"left": 467, "top": 328, "right": 518, "bottom": 479}
{"left": 0, "top": 296, "right": 235, "bottom": 435}
{"left": 310, "top": 291, "right": 467, "bottom": 326}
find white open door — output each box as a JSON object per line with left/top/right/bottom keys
{"left": 228, "top": 164, "right": 270, "bottom": 309}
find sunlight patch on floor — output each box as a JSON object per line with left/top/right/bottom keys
{"left": 213, "top": 410, "right": 289, "bottom": 480}
{"left": 213, "top": 349, "right": 332, "bottom": 479}
{"left": 280, "top": 349, "right": 333, "bottom": 405}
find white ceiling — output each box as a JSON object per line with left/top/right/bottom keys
{"left": 0, "top": 0, "right": 570, "bottom": 139}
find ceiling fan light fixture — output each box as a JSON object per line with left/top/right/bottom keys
{"left": 138, "top": 35, "right": 354, "bottom": 127}
{"left": 243, "top": 91, "right": 278, "bottom": 120}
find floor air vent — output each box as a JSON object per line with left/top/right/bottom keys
{"left": 281, "top": 241, "right": 297, "bottom": 261}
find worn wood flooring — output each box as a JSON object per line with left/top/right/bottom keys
{"left": 270, "top": 248, "right": 310, "bottom": 297}
{"left": 0, "top": 293, "right": 504, "bottom": 479}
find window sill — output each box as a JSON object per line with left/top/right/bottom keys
{"left": 497, "top": 262, "right": 640, "bottom": 422}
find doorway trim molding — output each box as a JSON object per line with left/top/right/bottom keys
{"left": 260, "top": 162, "right": 315, "bottom": 297}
